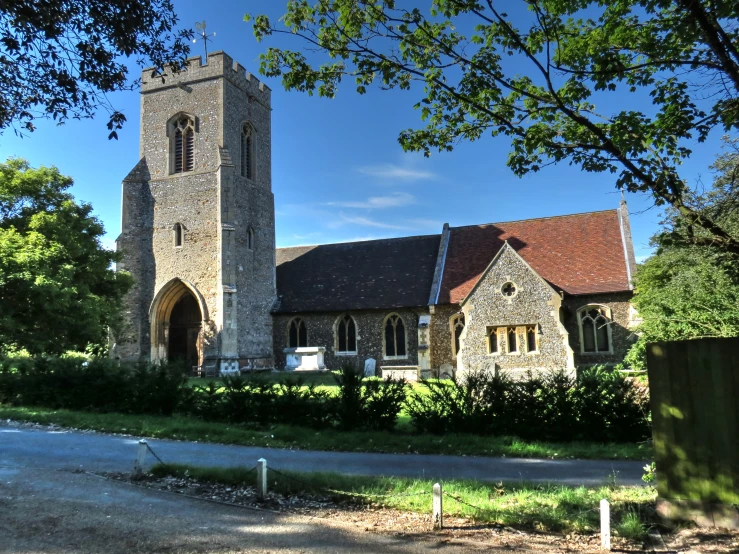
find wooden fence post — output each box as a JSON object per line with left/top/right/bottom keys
{"left": 133, "top": 439, "right": 147, "bottom": 478}
{"left": 600, "top": 499, "right": 611, "bottom": 550}
{"left": 257, "top": 458, "right": 267, "bottom": 500}
{"left": 433, "top": 483, "right": 443, "bottom": 530}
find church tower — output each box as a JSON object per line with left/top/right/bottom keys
{"left": 115, "top": 51, "right": 276, "bottom": 374}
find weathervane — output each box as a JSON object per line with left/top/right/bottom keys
{"left": 193, "top": 21, "right": 216, "bottom": 57}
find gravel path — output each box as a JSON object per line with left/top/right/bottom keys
{"left": 0, "top": 422, "right": 645, "bottom": 486}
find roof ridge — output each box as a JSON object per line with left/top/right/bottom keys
{"left": 277, "top": 233, "right": 440, "bottom": 250}
{"left": 449, "top": 209, "right": 618, "bottom": 230}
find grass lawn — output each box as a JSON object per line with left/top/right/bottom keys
{"left": 0, "top": 403, "right": 652, "bottom": 460}
{"left": 150, "top": 462, "right": 657, "bottom": 539}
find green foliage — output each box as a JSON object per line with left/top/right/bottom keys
{"left": 333, "top": 365, "right": 408, "bottom": 431}
{"left": 0, "top": 359, "right": 648, "bottom": 445}
{"left": 0, "top": 404, "right": 652, "bottom": 460}
{"left": 642, "top": 462, "right": 657, "bottom": 484}
{"left": 406, "top": 369, "right": 650, "bottom": 442}
{"left": 626, "top": 138, "right": 739, "bottom": 367}
{"left": 0, "top": 0, "right": 192, "bottom": 137}
{"left": 246, "top": 0, "right": 739, "bottom": 253}
{"left": 0, "top": 158, "right": 132, "bottom": 355}
{"left": 0, "top": 357, "right": 188, "bottom": 415}
{"left": 197, "top": 374, "right": 334, "bottom": 429}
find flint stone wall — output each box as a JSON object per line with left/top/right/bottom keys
{"left": 429, "top": 303, "right": 462, "bottom": 371}
{"left": 271, "top": 308, "right": 428, "bottom": 373}
{"left": 459, "top": 245, "right": 573, "bottom": 378}
{"left": 562, "top": 291, "right": 634, "bottom": 367}
{"left": 116, "top": 51, "right": 276, "bottom": 368}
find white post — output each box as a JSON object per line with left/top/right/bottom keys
{"left": 600, "top": 499, "right": 611, "bottom": 550}
{"left": 433, "top": 483, "right": 443, "bottom": 530}
{"left": 257, "top": 458, "right": 267, "bottom": 500}
{"left": 133, "top": 439, "right": 147, "bottom": 478}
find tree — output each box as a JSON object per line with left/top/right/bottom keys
{"left": 625, "top": 137, "right": 739, "bottom": 368}
{"left": 0, "top": 158, "right": 132, "bottom": 355}
{"left": 247, "top": 0, "right": 739, "bottom": 253}
{"left": 0, "top": 0, "right": 192, "bottom": 138}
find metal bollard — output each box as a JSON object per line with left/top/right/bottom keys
{"left": 257, "top": 458, "right": 268, "bottom": 500}
{"left": 433, "top": 483, "right": 443, "bottom": 530}
{"left": 600, "top": 499, "right": 611, "bottom": 550}
{"left": 133, "top": 439, "right": 147, "bottom": 478}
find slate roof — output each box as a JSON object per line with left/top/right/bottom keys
{"left": 275, "top": 234, "right": 441, "bottom": 313}
{"left": 437, "top": 210, "right": 630, "bottom": 304}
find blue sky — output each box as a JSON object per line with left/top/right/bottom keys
{"left": 0, "top": 1, "right": 729, "bottom": 262}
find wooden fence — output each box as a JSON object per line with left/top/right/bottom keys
{"left": 647, "top": 337, "right": 739, "bottom": 518}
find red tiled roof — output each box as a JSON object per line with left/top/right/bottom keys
{"left": 438, "top": 210, "right": 630, "bottom": 304}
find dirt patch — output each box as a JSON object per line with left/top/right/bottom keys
{"left": 662, "top": 527, "right": 739, "bottom": 553}
{"left": 103, "top": 472, "right": 649, "bottom": 553}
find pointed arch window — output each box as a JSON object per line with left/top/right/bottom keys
{"left": 287, "top": 317, "right": 307, "bottom": 348}
{"left": 171, "top": 115, "right": 195, "bottom": 174}
{"left": 578, "top": 306, "right": 612, "bottom": 354}
{"left": 336, "top": 315, "right": 357, "bottom": 355}
{"left": 450, "top": 313, "right": 465, "bottom": 359}
{"left": 241, "top": 123, "right": 255, "bottom": 180}
{"left": 173, "top": 223, "right": 183, "bottom": 247}
{"left": 384, "top": 314, "right": 406, "bottom": 359}
{"left": 507, "top": 327, "right": 518, "bottom": 354}
{"left": 247, "top": 227, "right": 254, "bottom": 250}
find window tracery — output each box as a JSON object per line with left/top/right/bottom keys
{"left": 450, "top": 313, "right": 465, "bottom": 359}
{"left": 578, "top": 306, "right": 612, "bottom": 353}
{"left": 288, "top": 317, "right": 307, "bottom": 348}
{"left": 336, "top": 315, "right": 357, "bottom": 354}
{"left": 384, "top": 314, "right": 406, "bottom": 358}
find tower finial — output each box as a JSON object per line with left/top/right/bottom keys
{"left": 193, "top": 21, "right": 216, "bottom": 58}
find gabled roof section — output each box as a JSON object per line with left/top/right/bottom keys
{"left": 275, "top": 234, "right": 441, "bottom": 313}
{"left": 459, "top": 241, "right": 556, "bottom": 307}
{"left": 438, "top": 210, "right": 631, "bottom": 304}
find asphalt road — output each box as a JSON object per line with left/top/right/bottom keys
{"left": 0, "top": 423, "right": 645, "bottom": 486}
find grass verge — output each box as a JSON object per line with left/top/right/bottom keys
{"left": 0, "top": 404, "right": 652, "bottom": 460}
{"left": 150, "top": 462, "right": 656, "bottom": 539}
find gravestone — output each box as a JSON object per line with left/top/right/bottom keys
{"left": 364, "top": 358, "right": 376, "bottom": 377}
{"left": 439, "top": 363, "right": 455, "bottom": 380}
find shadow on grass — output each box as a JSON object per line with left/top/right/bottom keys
{"left": 151, "top": 462, "right": 658, "bottom": 540}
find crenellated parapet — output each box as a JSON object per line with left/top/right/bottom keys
{"left": 141, "top": 50, "right": 271, "bottom": 105}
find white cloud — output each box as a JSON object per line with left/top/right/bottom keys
{"left": 357, "top": 163, "right": 437, "bottom": 182}
{"left": 327, "top": 192, "right": 415, "bottom": 209}
{"left": 408, "top": 218, "right": 443, "bottom": 229}
{"left": 339, "top": 212, "right": 410, "bottom": 230}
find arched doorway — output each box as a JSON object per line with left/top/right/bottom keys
{"left": 168, "top": 292, "right": 200, "bottom": 367}
{"left": 149, "top": 278, "right": 208, "bottom": 368}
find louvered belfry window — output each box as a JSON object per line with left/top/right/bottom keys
{"left": 172, "top": 116, "right": 195, "bottom": 174}
{"left": 241, "top": 123, "right": 254, "bottom": 179}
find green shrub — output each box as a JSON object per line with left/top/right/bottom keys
{"left": 201, "top": 374, "right": 334, "bottom": 428}
{"left": 406, "top": 369, "right": 650, "bottom": 442}
{"left": 333, "top": 366, "right": 408, "bottom": 431}
{"left": 0, "top": 357, "right": 188, "bottom": 415}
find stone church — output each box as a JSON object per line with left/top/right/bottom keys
{"left": 115, "top": 52, "right": 638, "bottom": 378}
